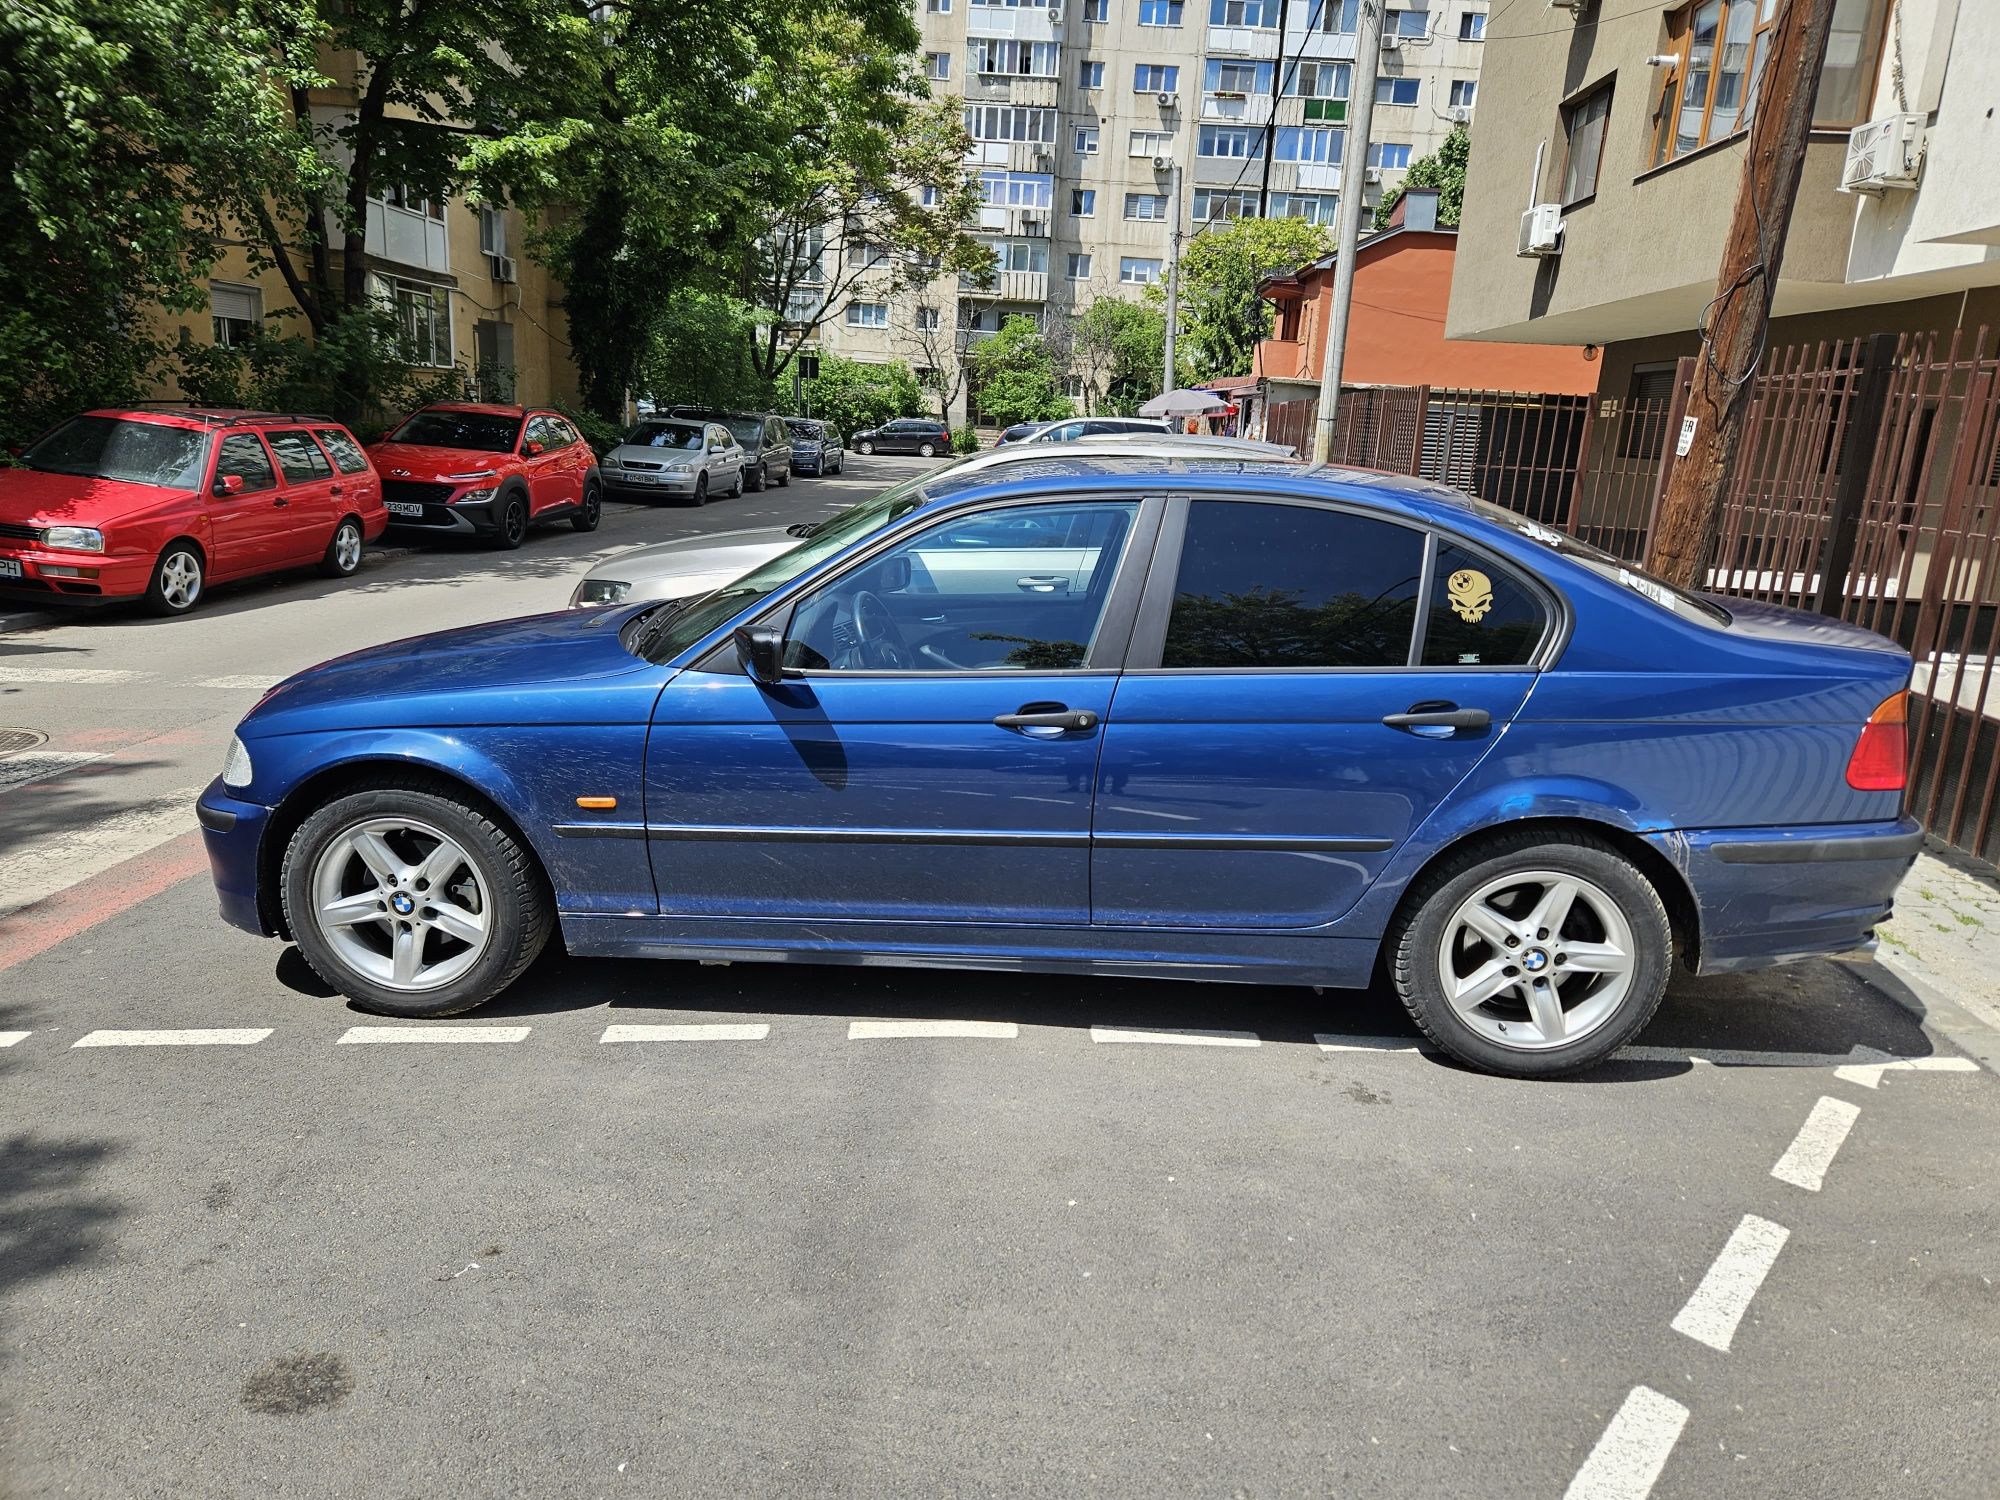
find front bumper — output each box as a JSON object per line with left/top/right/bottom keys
{"left": 0, "top": 544, "right": 151, "bottom": 604}
{"left": 198, "top": 778, "right": 278, "bottom": 936}
{"left": 383, "top": 498, "right": 499, "bottom": 535}
{"left": 605, "top": 469, "right": 703, "bottom": 496}
{"left": 1652, "top": 817, "right": 1924, "bottom": 974}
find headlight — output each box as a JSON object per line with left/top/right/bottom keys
{"left": 222, "top": 735, "right": 253, "bottom": 789}
{"left": 572, "top": 578, "right": 632, "bottom": 607}
{"left": 453, "top": 486, "right": 497, "bottom": 504}
{"left": 603, "top": 454, "right": 623, "bottom": 468}
{"left": 43, "top": 526, "right": 105, "bottom": 553}
{"left": 442, "top": 469, "right": 497, "bottom": 482}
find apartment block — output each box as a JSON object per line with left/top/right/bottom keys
{"left": 817, "top": 0, "right": 1491, "bottom": 423}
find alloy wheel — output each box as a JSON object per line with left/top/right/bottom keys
{"left": 159, "top": 551, "right": 202, "bottom": 610}
{"left": 1435, "top": 868, "right": 1637, "bottom": 1051}
{"left": 309, "top": 816, "right": 493, "bottom": 992}
{"left": 333, "top": 523, "right": 362, "bottom": 573}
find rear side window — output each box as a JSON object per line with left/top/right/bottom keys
{"left": 265, "top": 430, "right": 333, "bottom": 483}
{"left": 214, "top": 433, "right": 277, "bottom": 494}
{"left": 314, "top": 428, "right": 370, "bottom": 474}
{"left": 1162, "top": 500, "right": 1424, "bottom": 669}
{"left": 1420, "top": 542, "right": 1548, "bottom": 666}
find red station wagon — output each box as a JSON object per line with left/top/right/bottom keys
{"left": 0, "top": 408, "right": 386, "bottom": 615}
{"left": 368, "top": 403, "right": 601, "bottom": 547}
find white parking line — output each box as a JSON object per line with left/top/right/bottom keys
{"left": 1771, "top": 1096, "right": 1861, "bottom": 1191}
{"left": 1562, "top": 1386, "right": 1691, "bottom": 1500}
{"left": 1671, "top": 1213, "right": 1790, "bottom": 1352}
{"left": 1832, "top": 1055, "right": 1980, "bottom": 1089}
{"left": 0, "top": 1031, "right": 30, "bottom": 1047}
{"left": 848, "top": 1019, "right": 1019, "bottom": 1040}
{"left": 72, "top": 1028, "right": 272, "bottom": 1048}
{"left": 1090, "top": 1026, "right": 1261, "bottom": 1047}
{"left": 1315, "top": 1032, "right": 1434, "bottom": 1054}
{"left": 600, "top": 1023, "right": 769, "bottom": 1043}
{"left": 336, "top": 1025, "right": 531, "bottom": 1045}
{"left": 194, "top": 674, "right": 276, "bottom": 691}
{"left": 0, "top": 667, "right": 147, "bottom": 685}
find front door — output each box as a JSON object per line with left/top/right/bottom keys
{"left": 645, "top": 497, "right": 1153, "bottom": 924}
{"left": 520, "top": 414, "right": 572, "bottom": 517}
{"left": 1091, "top": 497, "right": 1550, "bottom": 928}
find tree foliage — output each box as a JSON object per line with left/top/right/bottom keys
{"left": 1071, "top": 300, "right": 1167, "bottom": 416}
{"left": 966, "top": 317, "right": 1072, "bottom": 429}
{"left": 1154, "top": 217, "right": 1334, "bottom": 382}
{"left": 636, "top": 293, "right": 778, "bottom": 414}
{"left": 799, "top": 355, "right": 923, "bottom": 438}
{"left": 1373, "top": 124, "right": 1470, "bottom": 229}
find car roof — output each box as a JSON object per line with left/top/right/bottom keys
{"left": 88, "top": 406, "right": 347, "bottom": 430}
{"left": 421, "top": 401, "right": 536, "bottom": 416}
{"left": 954, "top": 433, "right": 1297, "bottom": 470}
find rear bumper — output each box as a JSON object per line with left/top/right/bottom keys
{"left": 198, "top": 778, "right": 276, "bottom": 936}
{"left": 1652, "top": 817, "right": 1923, "bottom": 975}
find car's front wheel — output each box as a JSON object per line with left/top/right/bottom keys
{"left": 1387, "top": 831, "right": 1671, "bottom": 1078}
{"left": 745, "top": 462, "right": 765, "bottom": 492}
{"left": 282, "top": 786, "right": 552, "bottom": 1018}
{"left": 493, "top": 492, "right": 529, "bottom": 550}
{"left": 146, "top": 541, "right": 205, "bottom": 615}
{"left": 689, "top": 472, "right": 708, "bottom": 507}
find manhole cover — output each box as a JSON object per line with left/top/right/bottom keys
{"left": 0, "top": 728, "right": 47, "bottom": 758}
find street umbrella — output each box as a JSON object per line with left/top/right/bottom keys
{"left": 1139, "top": 388, "right": 1231, "bottom": 418}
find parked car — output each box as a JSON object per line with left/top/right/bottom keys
{"left": 852, "top": 417, "right": 951, "bottom": 457}
{"left": 995, "top": 421, "right": 1052, "bottom": 445}
{"left": 0, "top": 407, "right": 386, "bottom": 615}
{"left": 786, "top": 419, "right": 845, "bottom": 476}
{"left": 566, "top": 433, "right": 1299, "bottom": 607}
{"left": 200, "top": 455, "right": 1920, "bottom": 1080}
{"left": 671, "top": 410, "right": 792, "bottom": 491}
{"left": 1027, "top": 417, "right": 1172, "bottom": 442}
{"left": 370, "top": 404, "right": 600, "bottom": 548}
{"left": 601, "top": 419, "right": 743, "bottom": 506}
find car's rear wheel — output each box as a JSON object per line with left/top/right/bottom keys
{"left": 689, "top": 472, "right": 708, "bottom": 507}
{"left": 282, "top": 787, "right": 552, "bottom": 1018}
{"left": 857, "top": 440, "right": 874, "bottom": 456}
{"left": 571, "top": 481, "right": 602, "bottom": 532}
{"left": 776, "top": 464, "right": 790, "bottom": 486}
{"left": 146, "top": 542, "right": 205, "bottom": 615}
{"left": 918, "top": 441, "right": 937, "bottom": 458}
{"left": 493, "top": 492, "right": 528, "bottom": 550}
{"left": 728, "top": 468, "right": 743, "bottom": 498}
{"left": 320, "top": 517, "right": 364, "bottom": 578}
{"left": 1387, "top": 832, "right": 1671, "bottom": 1078}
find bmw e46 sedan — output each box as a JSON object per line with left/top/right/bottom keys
{"left": 197, "top": 456, "right": 1920, "bottom": 1078}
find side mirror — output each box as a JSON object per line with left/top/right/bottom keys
{"left": 733, "top": 624, "right": 789, "bottom": 687}
{"left": 523, "top": 440, "right": 544, "bottom": 457}
{"left": 214, "top": 473, "right": 245, "bottom": 497}
{"left": 878, "top": 554, "right": 911, "bottom": 592}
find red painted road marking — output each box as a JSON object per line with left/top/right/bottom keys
{"left": 0, "top": 831, "right": 212, "bottom": 974}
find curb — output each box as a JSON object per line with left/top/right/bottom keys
{"left": 1837, "top": 949, "right": 2000, "bottom": 1077}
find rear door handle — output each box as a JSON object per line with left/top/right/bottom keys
{"left": 1382, "top": 702, "right": 1491, "bottom": 732}
{"left": 994, "top": 703, "right": 1098, "bottom": 733}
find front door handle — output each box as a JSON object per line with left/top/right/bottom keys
{"left": 1017, "top": 575, "right": 1071, "bottom": 594}
{"left": 273, "top": 497, "right": 290, "bottom": 508}
{"left": 1382, "top": 701, "right": 1491, "bottom": 732}
{"left": 994, "top": 703, "right": 1098, "bottom": 733}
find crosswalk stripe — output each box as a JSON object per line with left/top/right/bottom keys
{"left": 336, "top": 1025, "right": 531, "bottom": 1045}
{"left": 0, "top": 667, "right": 147, "bottom": 685}
{"left": 72, "top": 1028, "right": 272, "bottom": 1048}
{"left": 848, "top": 1019, "right": 1018, "bottom": 1039}
{"left": 600, "top": 1023, "right": 769, "bottom": 1042}
{"left": 0, "top": 1031, "right": 31, "bottom": 1047}
{"left": 1090, "top": 1025, "right": 1260, "bottom": 1047}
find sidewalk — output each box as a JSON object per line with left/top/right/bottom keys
{"left": 1862, "top": 847, "right": 2000, "bottom": 1072}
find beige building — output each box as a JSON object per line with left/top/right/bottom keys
{"left": 820, "top": 0, "right": 1493, "bottom": 422}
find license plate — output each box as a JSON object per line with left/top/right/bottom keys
{"left": 629, "top": 473, "right": 660, "bottom": 485}
{"left": 384, "top": 500, "right": 424, "bottom": 517}
{"left": 0, "top": 558, "right": 21, "bottom": 579}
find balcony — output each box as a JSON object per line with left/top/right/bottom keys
{"left": 1010, "top": 77, "right": 1060, "bottom": 108}
{"left": 1202, "top": 92, "right": 1273, "bottom": 125}
{"left": 968, "top": 7, "right": 1059, "bottom": 41}
{"left": 1205, "top": 25, "right": 1281, "bottom": 57}
{"left": 997, "top": 269, "right": 1048, "bottom": 302}
{"left": 1283, "top": 27, "right": 1358, "bottom": 61}
{"left": 1008, "top": 141, "right": 1060, "bottom": 173}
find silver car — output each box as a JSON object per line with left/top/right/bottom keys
{"left": 567, "top": 432, "right": 1299, "bottom": 608}
{"left": 600, "top": 419, "right": 744, "bottom": 506}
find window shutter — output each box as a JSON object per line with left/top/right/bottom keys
{"left": 211, "top": 284, "right": 260, "bottom": 323}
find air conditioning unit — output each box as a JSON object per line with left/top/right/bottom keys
{"left": 1841, "top": 112, "right": 1925, "bottom": 194}
{"left": 1034, "top": 150, "right": 1056, "bottom": 170}
{"left": 1152, "top": 153, "right": 1175, "bottom": 172}
{"left": 1047, "top": 4, "right": 1062, "bottom": 17}
{"left": 1381, "top": 31, "right": 1402, "bottom": 50}
{"left": 1517, "top": 202, "right": 1564, "bottom": 257}
{"left": 1547, "top": 0, "right": 1587, "bottom": 11}
{"left": 1363, "top": 166, "right": 1383, "bottom": 184}
{"left": 1019, "top": 211, "right": 1048, "bottom": 233}
{"left": 1449, "top": 105, "right": 1472, "bottom": 124}
{"left": 1156, "top": 91, "right": 1180, "bottom": 109}
{"left": 488, "top": 253, "right": 517, "bottom": 283}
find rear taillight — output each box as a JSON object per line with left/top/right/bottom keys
{"left": 1846, "top": 690, "right": 1909, "bottom": 792}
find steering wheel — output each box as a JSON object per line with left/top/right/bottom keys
{"left": 850, "top": 590, "right": 914, "bottom": 670}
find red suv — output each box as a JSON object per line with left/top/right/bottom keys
{"left": 369, "top": 404, "right": 601, "bottom": 547}
{"left": 0, "top": 408, "right": 386, "bottom": 615}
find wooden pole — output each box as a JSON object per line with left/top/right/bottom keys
{"left": 1644, "top": 0, "right": 1840, "bottom": 589}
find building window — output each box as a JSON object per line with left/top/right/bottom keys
{"left": 916, "top": 305, "right": 942, "bottom": 331}
{"left": 210, "top": 283, "right": 262, "bottom": 348}
{"left": 1080, "top": 60, "right": 1105, "bottom": 87}
{"left": 927, "top": 52, "right": 950, "bottom": 80}
{"left": 845, "top": 302, "right": 890, "bottom": 328}
{"left": 1449, "top": 79, "right": 1478, "bottom": 108}
{"left": 1064, "top": 374, "right": 1087, "bottom": 400}
{"left": 927, "top": 0, "right": 950, "bottom": 10}
{"left": 1120, "top": 256, "right": 1164, "bottom": 284}
{"left": 1067, "top": 252, "right": 1094, "bottom": 279}
{"left": 1197, "top": 124, "right": 1260, "bottom": 158}
{"left": 1374, "top": 77, "right": 1419, "bottom": 106}
{"left": 1369, "top": 142, "right": 1413, "bottom": 170}
{"left": 1559, "top": 80, "right": 1613, "bottom": 204}
{"left": 1287, "top": 61, "right": 1351, "bottom": 99}
{"left": 1125, "top": 192, "right": 1169, "bottom": 219}
{"left": 1270, "top": 191, "right": 1338, "bottom": 223}
{"left": 1276, "top": 126, "right": 1341, "bottom": 163}
{"left": 1813, "top": 0, "right": 1892, "bottom": 124}
{"left": 1385, "top": 8, "right": 1429, "bottom": 37}
{"left": 1618, "top": 364, "right": 1678, "bottom": 460}
{"left": 1074, "top": 125, "right": 1101, "bottom": 155}
{"left": 373, "top": 275, "right": 452, "bottom": 367}
{"left": 964, "top": 106, "right": 1058, "bottom": 143}
{"left": 383, "top": 186, "right": 444, "bottom": 220}
{"left": 1459, "top": 10, "right": 1485, "bottom": 39}
{"left": 1129, "top": 129, "right": 1175, "bottom": 157}
{"left": 1193, "top": 188, "right": 1258, "bottom": 221}
{"left": 1082, "top": 0, "right": 1108, "bottom": 17}
{"left": 1071, "top": 188, "right": 1097, "bottom": 216}
{"left": 1135, "top": 64, "right": 1180, "bottom": 92}
{"left": 981, "top": 170, "right": 1054, "bottom": 209}
{"left": 1138, "top": 0, "right": 1184, "bottom": 24}
{"left": 1308, "top": 0, "right": 1357, "bottom": 29}
{"left": 1209, "top": 0, "right": 1275, "bottom": 22}
{"left": 971, "top": 37, "right": 1059, "bottom": 73}
{"left": 1206, "top": 59, "right": 1272, "bottom": 94}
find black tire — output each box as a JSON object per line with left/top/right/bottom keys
{"left": 320, "top": 516, "right": 364, "bottom": 578}
{"left": 281, "top": 785, "right": 553, "bottom": 1019}
{"left": 776, "top": 464, "right": 791, "bottom": 487}
{"left": 917, "top": 441, "right": 937, "bottom": 458}
{"left": 746, "top": 462, "right": 765, "bottom": 492}
{"left": 857, "top": 440, "right": 874, "bottom": 456}
{"left": 1385, "top": 830, "right": 1672, "bottom": 1079}
{"left": 492, "top": 491, "right": 529, "bottom": 550}
{"left": 689, "top": 472, "right": 709, "bottom": 507}
{"left": 728, "top": 468, "right": 743, "bottom": 498}
{"left": 571, "top": 482, "right": 602, "bottom": 532}
{"left": 145, "top": 540, "right": 205, "bottom": 616}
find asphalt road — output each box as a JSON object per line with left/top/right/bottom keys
{"left": 2, "top": 455, "right": 1996, "bottom": 1499}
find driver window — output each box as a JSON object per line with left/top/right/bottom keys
{"left": 214, "top": 433, "right": 278, "bottom": 493}
{"left": 784, "top": 501, "right": 1140, "bottom": 673}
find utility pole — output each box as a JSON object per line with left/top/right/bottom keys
{"left": 1256, "top": 0, "right": 1293, "bottom": 219}
{"left": 1163, "top": 159, "right": 1184, "bottom": 394}
{"left": 1312, "top": 0, "right": 1382, "bottom": 464}
{"left": 1645, "top": 0, "right": 1840, "bottom": 589}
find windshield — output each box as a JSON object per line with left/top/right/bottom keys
{"left": 787, "top": 421, "right": 824, "bottom": 440}
{"left": 632, "top": 471, "right": 938, "bottom": 664}
{"left": 387, "top": 410, "right": 522, "bottom": 452}
{"left": 20, "top": 416, "right": 209, "bottom": 488}
{"left": 627, "top": 422, "right": 705, "bottom": 451}
{"left": 1469, "top": 498, "right": 1732, "bottom": 625}
{"left": 725, "top": 418, "right": 764, "bottom": 444}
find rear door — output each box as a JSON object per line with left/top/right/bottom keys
{"left": 206, "top": 432, "right": 290, "bottom": 577}
{"left": 314, "top": 426, "right": 380, "bottom": 521}
{"left": 1091, "top": 496, "right": 1550, "bottom": 928}
{"left": 263, "top": 429, "right": 341, "bottom": 562}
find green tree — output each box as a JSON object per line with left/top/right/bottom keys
{"left": 1152, "top": 217, "right": 1333, "bottom": 382}
{"left": 800, "top": 355, "right": 923, "bottom": 438}
{"left": 636, "top": 293, "right": 778, "bottom": 413}
{"left": 967, "top": 316, "right": 1071, "bottom": 429}
{"left": 1071, "top": 300, "right": 1166, "bottom": 415}
{"left": 1373, "top": 124, "right": 1470, "bottom": 229}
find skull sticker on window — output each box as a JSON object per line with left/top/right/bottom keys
{"left": 1447, "top": 567, "right": 1493, "bottom": 623}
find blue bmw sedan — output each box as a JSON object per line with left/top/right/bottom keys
{"left": 197, "top": 457, "right": 1920, "bottom": 1077}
